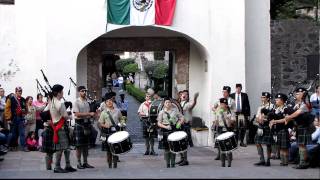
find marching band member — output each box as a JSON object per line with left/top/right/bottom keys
{"left": 99, "top": 92, "right": 123, "bottom": 169}
{"left": 212, "top": 86, "right": 235, "bottom": 160}
{"left": 254, "top": 92, "right": 275, "bottom": 166}
{"left": 269, "top": 93, "right": 291, "bottom": 166}
{"left": 283, "top": 88, "right": 313, "bottom": 169}
{"left": 48, "top": 84, "right": 76, "bottom": 173}
{"left": 138, "top": 93, "right": 157, "bottom": 155}
{"left": 214, "top": 98, "right": 236, "bottom": 167}
{"left": 157, "top": 97, "right": 184, "bottom": 168}
{"left": 176, "top": 90, "right": 199, "bottom": 166}
{"left": 73, "top": 86, "right": 95, "bottom": 169}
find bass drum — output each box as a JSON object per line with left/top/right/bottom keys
{"left": 149, "top": 99, "right": 183, "bottom": 117}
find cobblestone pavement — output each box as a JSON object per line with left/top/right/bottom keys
{"left": 0, "top": 143, "right": 319, "bottom": 179}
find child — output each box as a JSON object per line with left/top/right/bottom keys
{"left": 26, "top": 131, "right": 38, "bottom": 151}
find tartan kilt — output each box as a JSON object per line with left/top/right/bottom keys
{"left": 277, "top": 129, "right": 290, "bottom": 149}
{"left": 73, "top": 123, "right": 90, "bottom": 147}
{"left": 53, "top": 127, "right": 69, "bottom": 151}
{"left": 40, "top": 127, "right": 55, "bottom": 153}
{"left": 296, "top": 126, "right": 312, "bottom": 146}
{"left": 160, "top": 129, "right": 174, "bottom": 150}
{"left": 255, "top": 127, "right": 272, "bottom": 145}
{"left": 142, "top": 121, "right": 158, "bottom": 138}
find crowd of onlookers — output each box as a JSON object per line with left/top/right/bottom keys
{"left": 0, "top": 86, "right": 48, "bottom": 161}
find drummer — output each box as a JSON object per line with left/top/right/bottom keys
{"left": 176, "top": 90, "right": 199, "bottom": 166}
{"left": 157, "top": 97, "right": 185, "bottom": 168}
{"left": 213, "top": 98, "right": 236, "bottom": 167}
{"left": 98, "top": 92, "right": 123, "bottom": 169}
{"left": 138, "top": 93, "right": 157, "bottom": 155}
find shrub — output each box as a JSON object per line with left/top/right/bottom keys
{"left": 125, "top": 84, "right": 145, "bottom": 103}
{"left": 123, "top": 63, "right": 139, "bottom": 75}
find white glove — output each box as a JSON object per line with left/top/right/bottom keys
{"left": 166, "top": 125, "right": 172, "bottom": 130}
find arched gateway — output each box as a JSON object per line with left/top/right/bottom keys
{"left": 0, "top": 0, "right": 271, "bottom": 147}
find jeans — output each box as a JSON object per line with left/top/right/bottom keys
{"left": 289, "top": 141, "right": 315, "bottom": 162}
{"left": 0, "top": 132, "right": 7, "bottom": 145}
{"left": 8, "top": 116, "right": 26, "bottom": 148}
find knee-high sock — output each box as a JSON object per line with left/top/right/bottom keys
{"left": 183, "top": 151, "right": 188, "bottom": 161}
{"left": 266, "top": 145, "right": 272, "bottom": 162}
{"left": 55, "top": 150, "right": 63, "bottom": 168}
{"left": 227, "top": 152, "right": 232, "bottom": 166}
{"left": 257, "top": 145, "right": 265, "bottom": 162}
{"left": 83, "top": 146, "right": 88, "bottom": 164}
{"left": 170, "top": 152, "right": 176, "bottom": 166}
{"left": 299, "top": 147, "right": 307, "bottom": 165}
{"left": 64, "top": 150, "right": 71, "bottom": 167}
{"left": 45, "top": 153, "right": 53, "bottom": 169}
{"left": 221, "top": 153, "right": 226, "bottom": 166}
{"left": 150, "top": 138, "right": 155, "bottom": 151}
{"left": 145, "top": 138, "right": 150, "bottom": 152}
{"left": 164, "top": 150, "right": 170, "bottom": 166}
{"left": 76, "top": 148, "right": 82, "bottom": 164}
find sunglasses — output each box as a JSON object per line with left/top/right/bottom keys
{"left": 80, "top": 90, "right": 87, "bottom": 92}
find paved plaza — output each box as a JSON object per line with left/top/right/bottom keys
{"left": 0, "top": 143, "right": 319, "bottom": 179}
{"left": 0, "top": 88, "right": 319, "bottom": 179}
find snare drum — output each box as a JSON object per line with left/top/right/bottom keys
{"left": 107, "top": 131, "right": 132, "bottom": 155}
{"left": 216, "top": 132, "right": 237, "bottom": 153}
{"left": 167, "top": 131, "right": 188, "bottom": 154}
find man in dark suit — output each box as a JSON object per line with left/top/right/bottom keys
{"left": 230, "top": 83, "right": 251, "bottom": 147}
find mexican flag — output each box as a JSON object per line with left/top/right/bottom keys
{"left": 107, "top": 0, "right": 176, "bottom": 26}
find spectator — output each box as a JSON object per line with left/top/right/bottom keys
{"left": 309, "top": 118, "right": 320, "bottom": 167}
{"left": 117, "top": 91, "right": 128, "bottom": 117}
{"left": 5, "top": 87, "right": 29, "bottom": 152}
{"left": 0, "top": 88, "right": 6, "bottom": 125}
{"left": 118, "top": 74, "right": 124, "bottom": 90}
{"left": 25, "top": 96, "right": 36, "bottom": 137}
{"left": 310, "top": 85, "right": 320, "bottom": 121}
{"left": 26, "top": 131, "right": 38, "bottom": 151}
{"left": 33, "top": 93, "right": 47, "bottom": 139}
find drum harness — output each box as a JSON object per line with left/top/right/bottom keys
{"left": 100, "top": 111, "right": 119, "bottom": 142}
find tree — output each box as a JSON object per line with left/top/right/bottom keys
{"left": 115, "top": 58, "right": 135, "bottom": 73}
{"left": 123, "top": 63, "right": 139, "bottom": 75}
{"left": 271, "top": 0, "right": 319, "bottom": 21}
{"left": 152, "top": 63, "right": 168, "bottom": 79}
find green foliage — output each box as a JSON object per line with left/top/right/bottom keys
{"left": 115, "top": 58, "right": 135, "bottom": 72}
{"left": 125, "top": 84, "right": 145, "bottom": 103}
{"left": 152, "top": 63, "right": 168, "bottom": 79}
{"left": 123, "top": 63, "right": 139, "bottom": 75}
{"left": 271, "top": 0, "right": 319, "bottom": 21}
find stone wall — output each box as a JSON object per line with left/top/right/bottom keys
{"left": 271, "top": 19, "right": 319, "bottom": 95}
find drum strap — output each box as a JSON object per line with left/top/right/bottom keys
{"left": 221, "top": 114, "right": 231, "bottom": 132}
{"left": 106, "top": 111, "right": 117, "bottom": 127}
{"left": 164, "top": 111, "right": 173, "bottom": 125}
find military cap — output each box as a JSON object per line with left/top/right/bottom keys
{"left": 261, "top": 92, "right": 271, "bottom": 99}
{"left": 294, "top": 87, "right": 307, "bottom": 93}
{"left": 275, "top": 93, "right": 288, "bottom": 102}
{"left": 219, "top": 98, "right": 228, "bottom": 105}
{"left": 223, "top": 86, "right": 231, "bottom": 94}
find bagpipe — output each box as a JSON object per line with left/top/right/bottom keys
{"left": 268, "top": 107, "right": 295, "bottom": 133}
{"left": 37, "top": 69, "right": 73, "bottom": 122}
{"left": 68, "top": 77, "right": 100, "bottom": 113}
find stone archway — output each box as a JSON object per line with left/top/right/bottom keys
{"left": 85, "top": 37, "right": 190, "bottom": 100}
